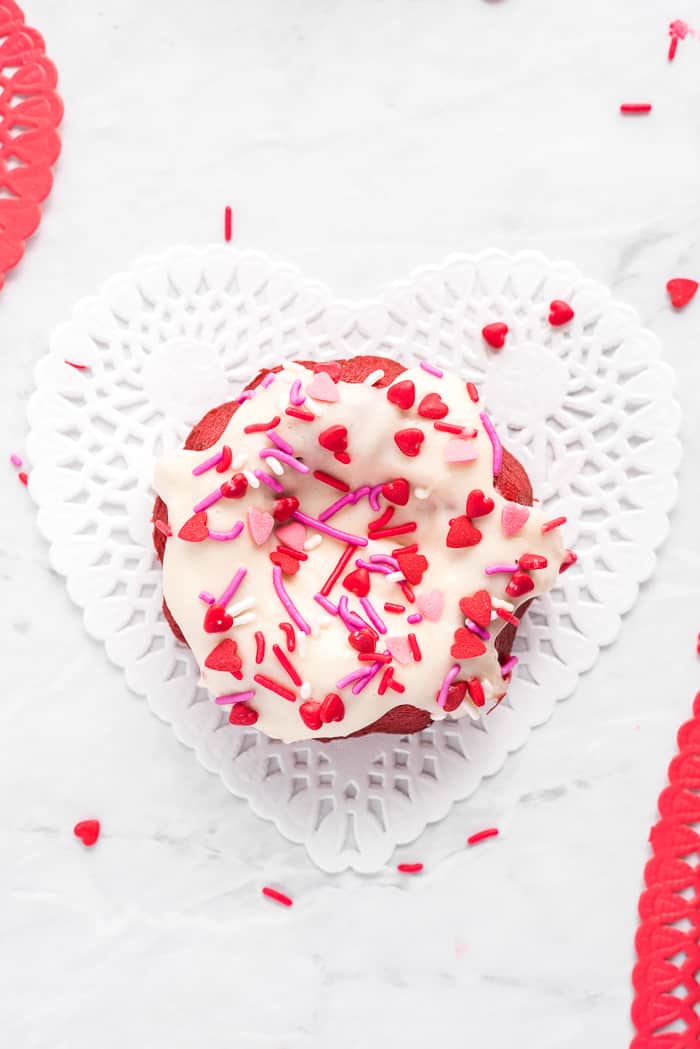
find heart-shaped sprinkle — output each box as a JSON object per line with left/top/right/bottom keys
{"left": 299, "top": 700, "right": 323, "bottom": 731}
{"left": 446, "top": 516, "right": 482, "bottom": 549}
{"left": 506, "top": 570, "right": 535, "bottom": 597}
{"left": 459, "top": 590, "right": 492, "bottom": 628}
{"left": 205, "top": 638, "right": 242, "bottom": 676}
{"left": 482, "top": 322, "right": 509, "bottom": 349}
{"left": 273, "top": 496, "right": 300, "bottom": 523}
{"left": 204, "top": 604, "right": 234, "bottom": 633}
{"left": 320, "top": 692, "right": 345, "bottom": 724}
{"left": 382, "top": 477, "right": 410, "bottom": 506}
{"left": 386, "top": 636, "right": 413, "bottom": 664}
{"left": 276, "top": 522, "right": 306, "bottom": 550}
{"left": 450, "top": 628, "right": 487, "bottom": 660}
{"left": 247, "top": 507, "right": 274, "bottom": 545}
{"left": 74, "top": 819, "right": 100, "bottom": 847}
{"left": 443, "top": 679, "right": 467, "bottom": 712}
{"left": 178, "top": 512, "right": 209, "bottom": 542}
{"left": 445, "top": 438, "right": 478, "bottom": 464}
{"left": 387, "top": 379, "right": 416, "bottom": 410}
{"left": 269, "top": 549, "right": 300, "bottom": 576}
{"left": 559, "top": 549, "right": 578, "bottom": 574}
{"left": 318, "top": 424, "right": 348, "bottom": 454}
{"left": 313, "top": 361, "right": 342, "bottom": 382}
{"left": 343, "top": 566, "right": 371, "bottom": 597}
{"left": 466, "top": 489, "right": 494, "bottom": 518}
{"left": 348, "top": 627, "right": 377, "bottom": 653}
{"left": 220, "top": 473, "right": 248, "bottom": 499}
{"left": 306, "top": 370, "right": 340, "bottom": 402}
{"left": 416, "top": 588, "right": 444, "bottom": 621}
{"left": 229, "top": 702, "right": 259, "bottom": 726}
{"left": 548, "top": 299, "right": 574, "bottom": 326}
{"left": 394, "top": 428, "right": 425, "bottom": 457}
{"left": 395, "top": 550, "right": 428, "bottom": 585}
{"left": 417, "top": 392, "right": 448, "bottom": 419}
{"left": 518, "top": 552, "right": 548, "bottom": 571}
{"left": 501, "top": 503, "right": 530, "bottom": 537}
{"left": 666, "top": 277, "right": 698, "bottom": 309}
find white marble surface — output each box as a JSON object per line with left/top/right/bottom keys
{"left": 1, "top": 1, "right": 699, "bottom": 1046}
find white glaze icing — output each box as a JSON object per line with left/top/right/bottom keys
{"left": 154, "top": 362, "right": 568, "bottom": 742}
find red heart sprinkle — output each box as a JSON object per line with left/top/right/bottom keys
{"left": 320, "top": 692, "right": 345, "bottom": 724}
{"left": 467, "top": 677, "right": 486, "bottom": 708}
{"left": 417, "top": 392, "right": 448, "bottom": 419}
{"left": 318, "top": 425, "right": 348, "bottom": 454}
{"left": 178, "top": 512, "right": 209, "bottom": 542}
{"left": 446, "top": 516, "right": 482, "bottom": 549}
{"left": 394, "top": 428, "right": 425, "bottom": 457}
{"left": 204, "top": 638, "right": 242, "bottom": 676}
{"left": 450, "top": 628, "right": 487, "bottom": 660}
{"left": 666, "top": 277, "right": 698, "bottom": 309}
{"left": 548, "top": 299, "right": 574, "bottom": 326}
{"left": 229, "top": 702, "right": 259, "bottom": 726}
{"left": 313, "top": 361, "right": 342, "bottom": 382}
{"left": 73, "top": 819, "right": 100, "bottom": 847}
{"left": 506, "top": 570, "right": 535, "bottom": 597}
{"left": 466, "top": 489, "right": 495, "bottom": 518}
{"left": 559, "top": 549, "right": 578, "bottom": 574}
{"left": 443, "top": 679, "right": 467, "bottom": 712}
{"left": 459, "top": 590, "right": 492, "bottom": 628}
{"left": 343, "top": 566, "right": 371, "bottom": 597}
{"left": 204, "top": 604, "right": 234, "bottom": 633}
{"left": 482, "top": 322, "right": 509, "bottom": 349}
{"left": 395, "top": 551, "right": 428, "bottom": 585}
{"left": 220, "top": 473, "right": 248, "bottom": 499}
{"left": 272, "top": 496, "right": 299, "bottom": 523}
{"left": 518, "top": 552, "right": 548, "bottom": 571}
{"left": 299, "top": 700, "right": 323, "bottom": 731}
{"left": 269, "top": 549, "right": 300, "bottom": 576}
{"left": 387, "top": 379, "right": 416, "bottom": 410}
{"left": 382, "top": 478, "right": 410, "bottom": 506}
{"left": 348, "top": 627, "right": 377, "bottom": 653}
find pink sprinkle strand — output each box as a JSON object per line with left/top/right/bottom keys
{"left": 272, "top": 566, "right": 311, "bottom": 634}
{"left": 465, "top": 619, "right": 490, "bottom": 641}
{"left": 235, "top": 389, "right": 256, "bottom": 404}
{"left": 352, "top": 659, "right": 384, "bottom": 694}
{"left": 9, "top": 453, "right": 22, "bottom": 468}
{"left": 261, "top": 372, "right": 276, "bottom": 389}
{"left": 406, "top": 613, "right": 423, "bottom": 625}
{"left": 193, "top": 488, "right": 224, "bottom": 513}
{"left": 208, "top": 522, "right": 245, "bottom": 542}
{"left": 501, "top": 655, "right": 518, "bottom": 677}
{"left": 370, "top": 554, "right": 400, "bottom": 569}
{"left": 217, "top": 567, "right": 247, "bottom": 608}
{"left": 253, "top": 468, "right": 284, "bottom": 493}
{"left": 437, "top": 665, "right": 461, "bottom": 708}
{"left": 485, "top": 562, "right": 520, "bottom": 575}
{"left": 368, "top": 485, "right": 383, "bottom": 511}
{"left": 259, "top": 448, "right": 310, "bottom": 474}
{"left": 215, "top": 690, "right": 256, "bottom": 705}
{"left": 337, "top": 595, "right": 370, "bottom": 631}
{"left": 292, "top": 511, "right": 368, "bottom": 548}
{"left": 199, "top": 591, "right": 216, "bottom": 605}
{"left": 467, "top": 827, "right": 499, "bottom": 846}
{"left": 356, "top": 559, "right": 393, "bottom": 575}
{"left": 314, "top": 593, "right": 339, "bottom": 616}
{"left": 337, "top": 666, "right": 373, "bottom": 689}
{"left": 359, "top": 596, "right": 387, "bottom": 635}
{"left": 192, "top": 448, "right": 225, "bottom": 475}
{"left": 266, "top": 430, "right": 295, "bottom": 455}
{"left": 479, "top": 412, "right": 503, "bottom": 476}
{"left": 420, "top": 361, "right": 443, "bottom": 378}
{"left": 289, "top": 379, "right": 306, "bottom": 406}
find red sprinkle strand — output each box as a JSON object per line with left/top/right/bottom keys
{"left": 400, "top": 583, "right": 415, "bottom": 604}
{"left": 253, "top": 673, "right": 296, "bottom": 702}
{"left": 370, "top": 523, "right": 417, "bottom": 540}
{"left": 276, "top": 545, "right": 308, "bottom": 562}
{"left": 154, "top": 519, "right": 172, "bottom": 538}
{"left": 620, "top": 103, "right": 652, "bottom": 113}
{"left": 378, "top": 667, "right": 393, "bottom": 695}
{"left": 254, "top": 631, "right": 266, "bottom": 664}
{"left": 393, "top": 544, "right": 418, "bottom": 556}
{"left": 313, "top": 470, "right": 350, "bottom": 493}
{"left": 466, "top": 382, "right": 479, "bottom": 403}
{"left": 18, "top": 472, "right": 28, "bottom": 486}
{"left": 215, "top": 445, "right": 233, "bottom": 473}
{"left": 496, "top": 608, "right": 520, "bottom": 628}
{"left": 467, "top": 827, "right": 499, "bottom": 846}
{"left": 358, "top": 651, "right": 392, "bottom": 664}
{"left": 388, "top": 674, "right": 406, "bottom": 694}
{"left": 285, "top": 406, "right": 315, "bottom": 422}
{"left": 384, "top": 602, "right": 405, "bottom": 614}
{"left": 65, "top": 360, "right": 89, "bottom": 371}
{"left": 541, "top": 516, "right": 567, "bottom": 533}
{"left": 397, "top": 863, "right": 424, "bottom": 874}
{"left": 669, "top": 34, "right": 678, "bottom": 60}
{"left": 262, "top": 886, "right": 293, "bottom": 907}
{"left": 696, "top": 633, "right": 700, "bottom": 656}
{"left": 368, "top": 506, "right": 395, "bottom": 532}
{"left": 434, "top": 421, "right": 465, "bottom": 435}
{"left": 320, "top": 543, "right": 357, "bottom": 597}
{"left": 244, "top": 416, "right": 281, "bottom": 434}
{"left": 279, "top": 622, "right": 296, "bottom": 652}
{"left": 224, "top": 205, "right": 233, "bottom": 242}
{"left": 272, "top": 644, "right": 303, "bottom": 686}
{"left": 408, "top": 633, "right": 422, "bottom": 662}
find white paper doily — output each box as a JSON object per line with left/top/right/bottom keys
{"left": 26, "top": 247, "right": 681, "bottom": 872}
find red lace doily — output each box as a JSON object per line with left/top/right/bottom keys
{"left": 631, "top": 691, "right": 700, "bottom": 1048}
{"left": 0, "top": 0, "right": 62, "bottom": 290}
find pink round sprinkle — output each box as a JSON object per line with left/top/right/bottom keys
{"left": 9, "top": 453, "right": 22, "bottom": 468}
{"left": 406, "top": 613, "right": 423, "bottom": 625}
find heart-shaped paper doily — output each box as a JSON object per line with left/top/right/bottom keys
{"left": 26, "top": 247, "right": 681, "bottom": 871}
{"left": 0, "top": 0, "right": 62, "bottom": 290}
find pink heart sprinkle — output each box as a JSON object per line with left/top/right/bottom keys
{"left": 385, "top": 636, "right": 413, "bottom": 664}
{"left": 306, "top": 371, "right": 340, "bottom": 402}
{"left": 445, "top": 438, "right": 478, "bottom": 464}
{"left": 501, "top": 503, "right": 530, "bottom": 538}
{"left": 416, "top": 589, "right": 444, "bottom": 621}
{"left": 247, "top": 507, "right": 274, "bottom": 545}
{"left": 276, "top": 522, "right": 306, "bottom": 550}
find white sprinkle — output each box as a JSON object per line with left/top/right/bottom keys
{"left": 414, "top": 487, "right": 431, "bottom": 500}
{"left": 483, "top": 679, "right": 495, "bottom": 699}
{"left": 233, "top": 612, "right": 256, "bottom": 627}
{"left": 300, "top": 681, "right": 312, "bottom": 699}
{"left": 318, "top": 615, "right": 332, "bottom": 629}
{"left": 386, "top": 570, "right": 405, "bottom": 583}
{"left": 363, "top": 369, "right": 384, "bottom": 385}
{"left": 267, "top": 456, "right": 285, "bottom": 476}
{"left": 299, "top": 631, "right": 310, "bottom": 654}
{"left": 492, "top": 597, "right": 515, "bottom": 611}
{"left": 304, "top": 534, "right": 323, "bottom": 551}
{"left": 232, "top": 452, "right": 248, "bottom": 469}
{"left": 228, "top": 596, "right": 256, "bottom": 616}
{"left": 309, "top": 618, "right": 320, "bottom": 639}
{"left": 243, "top": 470, "right": 260, "bottom": 488}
